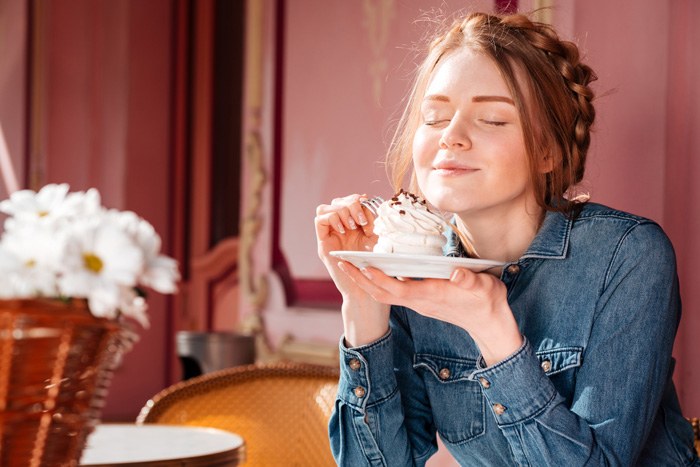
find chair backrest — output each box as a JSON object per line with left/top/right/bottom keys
{"left": 691, "top": 417, "right": 700, "bottom": 457}
{"left": 136, "top": 362, "right": 339, "bottom": 467}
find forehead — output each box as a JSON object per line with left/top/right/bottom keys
{"left": 425, "top": 48, "right": 514, "bottom": 99}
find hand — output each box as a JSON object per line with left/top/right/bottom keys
{"left": 315, "top": 194, "right": 378, "bottom": 294}
{"left": 315, "top": 194, "right": 389, "bottom": 346}
{"left": 338, "top": 264, "right": 523, "bottom": 365}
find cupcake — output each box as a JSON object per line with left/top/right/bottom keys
{"left": 372, "top": 190, "right": 447, "bottom": 256}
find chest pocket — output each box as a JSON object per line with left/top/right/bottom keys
{"left": 413, "top": 354, "right": 484, "bottom": 444}
{"left": 535, "top": 347, "right": 583, "bottom": 401}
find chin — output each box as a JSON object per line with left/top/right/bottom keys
{"left": 422, "top": 190, "right": 469, "bottom": 213}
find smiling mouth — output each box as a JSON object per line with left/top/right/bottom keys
{"left": 432, "top": 167, "right": 477, "bottom": 176}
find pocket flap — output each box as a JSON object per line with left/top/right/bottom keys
{"left": 413, "top": 354, "right": 479, "bottom": 383}
{"left": 535, "top": 347, "right": 582, "bottom": 375}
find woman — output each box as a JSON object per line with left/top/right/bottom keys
{"left": 314, "top": 11, "right": 699, "bottom": 466}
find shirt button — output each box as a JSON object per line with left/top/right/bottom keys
{"left": 506, "top": 264, "right": 520, "bottom": 274}
{"left": 493, "top": 403, "right": 507, "bottom": 415}
{"left": 353, "top": 386, "right": 366, "bottom": 398}
{"left": 478, "top": 377, "right": 491, "bottom": 389}
{"left": 348, "top": 358, "right": 361, "bottom": 371}
{"left": 541, "top": 359, "right": 552, "bottom": 373}
{"left": 438, "top": 368, "right": 451, "bottom": 380}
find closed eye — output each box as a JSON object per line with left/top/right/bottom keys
{"left": 424, "top": 119, "right": 450, "bottom": 126}
{"left": 480, "top": 120, "right": 508, "bottom": 127}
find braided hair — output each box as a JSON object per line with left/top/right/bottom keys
{"left": 387, "top": 12, "right": 597, "bottom": 217}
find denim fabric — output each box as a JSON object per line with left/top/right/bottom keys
{"left": 330, "top": 203, "right": 699, "bottom": 466}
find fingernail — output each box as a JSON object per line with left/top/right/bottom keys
{"left": 337, "top": 223, "right": 345, "bottom": 234}
{"left": 337, "top": 262, "right": 347, "bottom": 273}
{"left": 450, "top": 269, "right": 464, "bottom": 282}
{"left": 348, "top": 218, "right": 357, "bottom": 230}
{"left": 358, "top": 213, "right": 368, "bottom": 226}
{"left": 360, "top": 268, "right": 373, "bottom": 280}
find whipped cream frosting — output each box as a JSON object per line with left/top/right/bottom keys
{"left": 372, "top": 190, "right": 447, "bottom": 256}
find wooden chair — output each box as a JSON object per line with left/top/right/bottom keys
{"left": 136, "top": 362, "right": 339, "bottom": 467}
{"left": 691, "top": 417, "right": 700, "bottom": 457}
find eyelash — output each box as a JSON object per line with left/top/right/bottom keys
{"left": 482, "top": 120, "right": 508, "bottom": 127}
{"left": 423, "top": 119, "right": 508, "bottom": 127}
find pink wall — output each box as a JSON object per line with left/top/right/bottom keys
{"left": 571, "top": 0, "right": 700, "bottom": 416}
{"left": 663, "top": 0, "right": 700, "bottom": 417}
{"left": 0, "top": 0, "right": 27, "bottom": 199}
{"left": 35, "top": 0, "right": 175, "bottom": 420}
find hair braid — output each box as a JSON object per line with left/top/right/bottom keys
{"left": 502, "top": 15, "right": 597, "bottom": 188}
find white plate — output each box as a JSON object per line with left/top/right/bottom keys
{"left": 330, "top": 251, "right": 504, "bottom": 279}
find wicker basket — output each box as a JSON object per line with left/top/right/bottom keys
{"left": 0, "top": 299, "right": 136, "bottom": 466}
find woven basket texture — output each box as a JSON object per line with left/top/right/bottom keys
{"left": 137, "top": 363, "right": 340, "bottom": 467}
{"left": 0, "top": 299, "right": 135, "bottom": 466}
{"left": 692, "top": 418, "right": 700, "bottom": 457}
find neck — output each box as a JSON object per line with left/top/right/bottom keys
{"left": 457, "top": 201, "right": 544, "bottom": 263}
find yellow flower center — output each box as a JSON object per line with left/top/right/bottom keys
{"left": 25, "top": 259, "right": 36, "bottom": 268}
{"left": 83, "top": 253, "right": 104, "bottom": 273}
{"left": 37, "top": 210, "right": 49, "bottom": 217}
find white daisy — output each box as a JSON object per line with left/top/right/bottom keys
{"left": 0, "top": 247, "right": 24, "bottom": 298}
{"left": 0, "top": 227, "right": 60, "bottom": 297}
{"left": 0, "top": 184, "right": 102, "bottom": 229}
{"left": 58, "top": 221, "right": 144, "bottom": 316}
{"left": 105, "top": 209, "right": 180, "bottom": 293}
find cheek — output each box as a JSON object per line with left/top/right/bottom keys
{"left": 412, "top": 129, "right": 435, "bottom": 167}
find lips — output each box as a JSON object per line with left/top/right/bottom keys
{"left": 432, "top": 158, "right": 475, "bottom": 171}
{"left": 432, "top": 162, "right": 477, "bottom": 175}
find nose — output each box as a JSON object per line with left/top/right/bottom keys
{"left": 439, "top": 120, "right": 471, "bottom": 150}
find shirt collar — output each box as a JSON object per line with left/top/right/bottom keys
{"left": 521, "top": 209, "right": 572, "bottom": 260}
{"left": 444, "top": 209, "right": 573, "bottom": 260}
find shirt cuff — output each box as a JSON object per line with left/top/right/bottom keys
{"left": 471, "top": 337, "right": 559, "bottom": 425}
{"left": 337, "top": 330, "right": 397, "bottom": 411}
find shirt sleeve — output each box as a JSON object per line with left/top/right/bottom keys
{"left": 471, "top": 221, "right": 684, "bottom": 466}
{"left": 329, "top": 308, "right": 438, "bottom": 466}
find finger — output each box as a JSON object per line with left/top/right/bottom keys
{"left": 321, "top": 205, "right": 356, "bottom": 232}
{"left": 315, "top": 211, "right": 347, "bottom": 237}
{"left": 348, "top": 201, "right": 369, "bottom": 228}
{"left": 330, "top": 193, "right": 365, "bottom": 206}
{"left": 334, "top": 196, "right": 372, "bottom": 231}
{"left": 360, "top": 205, "right": 376, "bottom": 236}
{"left": 316, "top": 203, "right": 333, "bottom": 216}
{"left": 319, "top": 198, "right": 366, "bottom": 232}
{"left": 316, "top": 194, "right": 365, "bottom": 215}
{"left": 449, "top": 267, "right": 479, "bottom": 289}
{"left": 338, "top": 264, "right": 396, "bottom": 302}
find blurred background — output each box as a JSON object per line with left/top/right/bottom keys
{"left": 0, "top": 1, "right": 697, "bottom": 461}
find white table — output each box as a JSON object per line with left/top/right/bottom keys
{"left": 80, "top": 424, "right": 245, "bottom": 466}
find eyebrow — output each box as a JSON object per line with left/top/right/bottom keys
{"left": 423, "top": 94, "right": 515, "bottom": 105}
{"left": 423, "top": 94, "right": 451, "bottom": 103}
{"left": 472, "top": 95, "right": 515, "bottom": 104}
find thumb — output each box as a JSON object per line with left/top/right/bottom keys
{"left": 449, "top": 268, "right": 477, "bottom": 288}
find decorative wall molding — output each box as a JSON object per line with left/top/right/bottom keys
{"left": 239, "top": 0, "right": 271, "bottom": 358}
{"left": 362, "top": 0, "right": 395, "bottom": 107}
{"left": 240, "top": 131, "right": 269, "bottom": 315}
{"left": 532, "top": 0, "right": 554, "bottom": 24}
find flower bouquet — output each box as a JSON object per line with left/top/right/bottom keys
{"left": 0, "top": 184, "right": 179, "bottom": 466}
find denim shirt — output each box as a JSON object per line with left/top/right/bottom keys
{"left": 330, "top": 203, "right": 699, "bottom": 466}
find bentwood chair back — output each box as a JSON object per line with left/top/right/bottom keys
{"left": 691, "top": 417, "right": 700, "bottom": 456}
{"left": 136, "top": 362, "right": 339, "bottom": 467}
